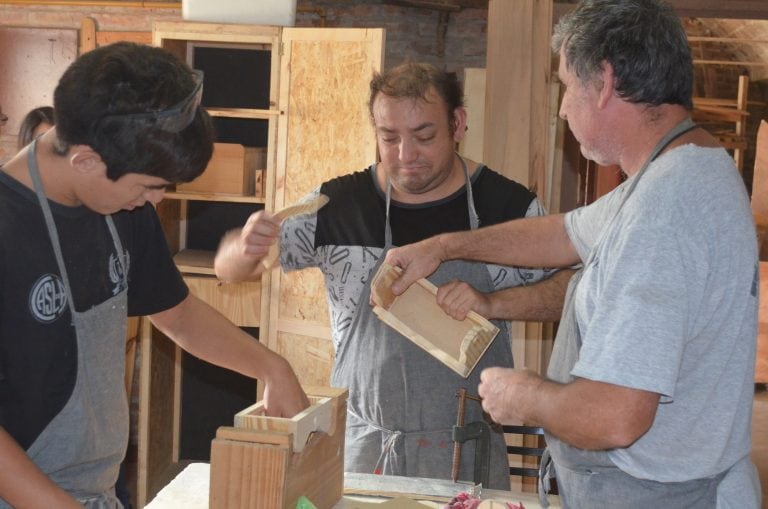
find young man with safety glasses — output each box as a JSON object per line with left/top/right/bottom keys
{"left": 0, "top": 42, "right": 309, "bottom": 508}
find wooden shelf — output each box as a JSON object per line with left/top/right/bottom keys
{"left": 206, "top": 107, "right": 280, "bottom": 119}
{"left": 173, "top": 249, "right": 216, "bottom": 275}
{"left": 164, "top": 191, "right": 266, "bottom": 203}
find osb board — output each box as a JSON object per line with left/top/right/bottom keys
{"left": 276, "top": 29, "right": 381, "bottom": 206}
{"left": 277, "top": 268, "right": 330, "bottom": 323}
{"left": 276, "top": 331, "right": 335, "bottom": 387}
{"left": 270, "top": 28, "right": 383, "bottom": 357}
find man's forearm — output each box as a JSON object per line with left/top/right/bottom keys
{"left": 533, "top": 377, "right": 659, "bottom": 450}
{"left": 214, "top": 229, "right": 266, "bottom": 283}
{"left": 439, "top": 214, "right": 579, "bottom": 269}
{"left": 479, "top": 369, "right": 659, "bottom": 450}
{"left": 0, "top": 429, "right": 81, "bottom": 508}
{"left": 488, "top": 269, "right": 575, "bottom": 322}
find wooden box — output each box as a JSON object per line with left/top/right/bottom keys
{"left": 371, "top": 262, "right": 499, "bottom": 378}
{"left": 177, "top": 143, "right": 266, "bottom": 196}
{"left": 209, "top": 386, "right": 348, "bottom": 509}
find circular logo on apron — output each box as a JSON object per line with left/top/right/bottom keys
{"left": 29, "top": 273, "right": 68, "bottom": 323}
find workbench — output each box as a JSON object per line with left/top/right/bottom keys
{"left": 144, "top": 463, "right": 560, "bottom": 508}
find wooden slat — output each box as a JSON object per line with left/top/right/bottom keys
{"left": 458, "top": 67, "right": 486, "bottom": 163}
{"left": 753, "top": 120, "right": 768, "bottom": 259}
{"left": 79, "top": 16, "right": 96, "bottom": 54}
{"left": 96, "top": 31, "right": 151, "bottom": 46}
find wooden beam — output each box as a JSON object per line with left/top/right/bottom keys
{"left": 0, "top": 0, "right": 179, "bottom": 7}
{"left": 668, "top": 0, "right": 768, "bottom": 20}
{"left": 555, "top": 0, "right": 768, "bottom": 20}
{"left": 384, "top": 0, "right": 488, "bottom": 10}
{"left": 484, "top": 0, "right": 553, "bottom": 193}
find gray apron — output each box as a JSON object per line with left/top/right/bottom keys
{"left": 2, "top": 140, "right": 128, "bottom": 508}
{"left": 332, "top": 157, "right": 511, "bottom": 489}
{"left": 540, "top": 119, "right": 724, "bottom": 508}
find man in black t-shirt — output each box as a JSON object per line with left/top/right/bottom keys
{"left": 215, "top": 61, "right": 572, "bottom": 488}
{"left": 0, "top": 42, "right": 308, "bottom": 508}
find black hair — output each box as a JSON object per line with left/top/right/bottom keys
{"left": 552, "top": 0, "right": 693, "bottom": 109}
{"left": 368, "top": 61, "right": 464, "bottom": 132}
{"left": 53, "top": 42, "right": 213, "bottom": 183}
{"left": 18, "top": 106, "right": 55, "bottom": 150}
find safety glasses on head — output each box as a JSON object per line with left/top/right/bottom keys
{"left": 95, "top": 69, "right": 204, "bottom": 133}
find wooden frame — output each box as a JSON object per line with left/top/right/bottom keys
{"left": 370, "top": 263, "right": 499, "bottom": 378}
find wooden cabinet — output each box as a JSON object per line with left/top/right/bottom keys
{"left": 136, "top": 21, "right": 383, "bottom": 507}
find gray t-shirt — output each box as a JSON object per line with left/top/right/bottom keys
{"left": 564, "top": 144, "right": 758, "bottom": 482}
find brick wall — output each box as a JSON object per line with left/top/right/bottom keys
{"left": 0, "top": 1, "right": 489, "bottom": 158}
{"left": 0, "top": 1, "right": 489, "bottom": 73}
{"left": 296, "top": 0, "right": 488, "bottom": 76}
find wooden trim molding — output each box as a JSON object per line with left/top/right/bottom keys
{"left": 0, "top": 1, "right": 179, "bottom": 8}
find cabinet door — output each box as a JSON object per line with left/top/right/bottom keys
{"left": 267, "top": 28, "right": 384, "bottom": 387}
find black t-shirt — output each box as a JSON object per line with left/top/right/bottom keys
{"left": 314, "top": 165, "right": 535, "bottom": 249}
{"left": 0, "top": 170, "right": 188, "bottom": 449}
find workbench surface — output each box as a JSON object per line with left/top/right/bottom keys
{"left": 144, "top": 463, "right": 560, "bottom": 508}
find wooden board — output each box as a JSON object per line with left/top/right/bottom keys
{"left": 177, "top": 143, "right": 266, "bottom": 196}
{"left": 757, "top": 262, "right": 768, "bottom": 384}
{"left": 753, "top": 120, "right": 768, "bottom": 260}
{"left": 184, "top": 275, "right": 261, "bottom": 327}
{"left": 458, "top": 67, "right": 486, "bottom": 163}
{"left": 138, "top": 322, "right": 182, "bottom": 508}
{"left": 370, "top": 263, "right": 499, "bottom": 378}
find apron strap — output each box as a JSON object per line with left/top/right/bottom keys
{"left": 381, "top": 153, "right": 479, "bottom": 249}
{"left": 26, "top": 139, "right": 128, "bottom": 316}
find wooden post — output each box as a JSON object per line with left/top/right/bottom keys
{"left": 484, "top": 0, "right": 554, "bottom": 200}
{"left": 484, "top": 0, "right": 556, "bottom": 385}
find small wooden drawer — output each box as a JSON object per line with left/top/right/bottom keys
{"left": 177, "top": 143, "right": 267, "bottom": 196}
{"left": 371, "top": 262, "right": 499, "bottom": 378}
{"left": 184, "top": 275, "right": 261, "bottom": 327}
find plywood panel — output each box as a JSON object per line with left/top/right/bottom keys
{"left": 269, "top": 28, "right": 384, "bottom": 385}
{"left": 276, "top": 331, "right": 335, "bottom": 387}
